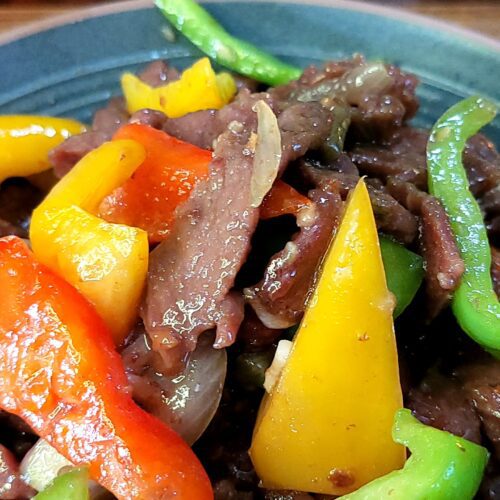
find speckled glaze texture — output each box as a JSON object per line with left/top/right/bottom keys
{"left": 0, "top": 1, "right": 499, "bottom": 140}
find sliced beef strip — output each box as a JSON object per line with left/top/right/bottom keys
{"left": 290, "top": 57, "right": 419, "bottom": 143}
{"left": 141, "top": 96, "right": 260, "bottom": 357}
{"left": 463, "top": 134, "right": 500, "bottom": 198}
{"left": 50, "top": 97, "right": 129, "bottom": 178}
{"left": 162, "top": 89, "right": 277, "bottom": 150}
{"left": 349, "top": 127, "right": 428, "bottom": 188}
{"left": 91, "top": 96, "right": 129, "bottom": 137}
{"left": 0, "top": 444, "right": 35, "bottom": 500}
{"left": 237, "top": 307, "right": 284, "bottom": 349}
{"left": 406, "top": 370, "right": 482, "bottom": 444}
{"left": 300, "top": 158, "right": 418, "bottom": 245}
{"left": 387, "top": 178, "right": 465, "bottom": 319}
{"left": 245, "top": 186, "right": 342, "bottom": 328}
{"left": 456, "top": 358, "right": 500, "bottom": 458}
{"left": 492, "top": 247, "right": 500, "bottom": 298}
{"left": 277, "top": 103, "right": 333, "bottom": 171}
{"left": 129, "top": 109, "right": 168, "bottom": 129}
{"left": 137, "top": 60, "right": 179, "bottom": 87}
{"left": 163, "top": 109, "right": 220, "bottom": 150}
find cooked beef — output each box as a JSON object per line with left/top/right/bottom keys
{"left": 162, "top": 89, "right": 275, "bottom": 150}
{"left": 0, "top": 444, "right": 34, "bottom": 499}
{"left": 142, "top": 95, "right": 260, "bottom": 358}
{"left": 138, "top": 60, "right": 179, "bottom": 87}
{"left": 51, "top": 97, "right": 129, "bottom": 177}
{"left": 300, "top": 159, "right": 418, "bottom": 244}
{"left": 246, "top": 186, "right": 342, "bottom": 328}
{"left": 237, "top": 307, "right": 284, "bottom": 349}
{"left": 407, "top": 370, "right": 482, "bottom": 444}
{"left": 163, "top": 109, "right": 220, "bottom": 150}
{"left": 91, "top": 97, "right": 129, "bottom": 137}
{"left": 278, "top": 103, "right": 333, "bottom": 171}
{"left": 50, "top": 131, "right": 109, "bottom": 178}
{"left": 463, "top": 134, "right": 500, "bottom": 198}
{"left": 387, "top": 178, "right": 465, "bottom": 318}
{"left": 0, "top": 179, "right": 43, "bottom": 238}
{"left": 350, "top": 127, "right": 428, "bottom": 188}
{"left": 492, "top": 247, "right": 500, "bottom": 298}
{"left": 457, "top": 358, "right": 500, "bottom": 458}
{"left": 129, "top": 108, "right": 168, "bottom": 129}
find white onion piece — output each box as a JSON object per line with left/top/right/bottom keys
{"left": 20, "top": 439, "right": 110, "bottom": 498}
{"left": 250, "top": 100, "right": 282, "bottom": 208}
{"left": 20, "top": 439, "right": 72, "bottom": 492}
{"left": 339, "top": 63, "right": 392, "bottom": 105}
{"left": 264, "top": 340, "right": 293, "bottom": 393}
{"left": 124, "top": 333, "right": 227, "bottom": 445}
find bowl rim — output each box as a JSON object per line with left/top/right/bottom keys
{"left": 1, "top": 0, "right": 499, "bottom": 53}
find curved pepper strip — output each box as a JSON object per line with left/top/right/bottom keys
{"left": 0, "top": 236, "right": 213, "bottom": 500}
{"left": 427, "top": 96, "right": 500, "bottom": 356}
{"left": 251, "top": 180, "right": 405, "bottom": 495}
{"left": 340, "top": 409, "right": 489, "bottom": 500}
{"left": 122, "top": 57, "right": 237, "bottom": 117}
{"left": 30, "top": 140, "right": 149, "bottom": 344}
{"left": 98, "top": 123, "right": 212, "bottom": 243}
{"left": 155, "top": 0, "right": 302, "bottom": 86}
{"left": 34, "top": 468, "right": 89, "bottom": 500}
{"left": 0, "top": 115, "right": 86, "bottom": 183}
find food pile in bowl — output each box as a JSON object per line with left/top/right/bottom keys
{"left": 0, "top": 0, "right": 499, "bottom": 498}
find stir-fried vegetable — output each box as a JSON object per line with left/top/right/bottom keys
{"left": 427, "top": 96, "right": 500, "bottom": 356}
{"left": 155, "top": 0, "right": 301, "bottom": 85}
{"left": 0, "top": 236, "right": 213, "bottom": 500}
{"left": 30, "top": 140, "right": 149, "bottom": 344}
{"left": 122, "top": 57, "right": 236, "bottom": 117}
{"left": 260, "top": 180, "right": 314, "bottom": 220}
{"left": 250, "top": 180, "right": 405, "bottom": 495}
{"left": 0, "top": 115, "right": 86, "bottom": 183}
{"left": 379, "top": 236, "right": 424, "bottom": 317}
{"left": 340, "top": 409, "right": 489, "bottom": 500}
{"left": 21, "top": 439, "right": 73, "bottom": 492}
{"left": 98, "top": 123, "right": 212, "bottom": 242}
{"left": 34, "top": 468, "right": 89, "bottom": 500}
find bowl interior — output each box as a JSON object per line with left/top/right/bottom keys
{"left": 0, "top": 1, "right": 499, "bottom": 140}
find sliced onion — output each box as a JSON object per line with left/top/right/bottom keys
{"left": 250, "top": 100, "right": 282, "bottom": 208}
{"left": 123, "top": 332, "right": 227, "bottom": 445}
{"left": 264, "top": 339, "right": 293, "bottom": 393}
{"left": 20, "top": 439, "right": 112, "bottom": 498}
{"left": 20, "top": 439, "right": 72, "bottom": 492}
{"left": 295, "top": 62, "right": 391, "bottom": 106}
{"left": 340, "top": 62, "right": 392, "bottom": 104}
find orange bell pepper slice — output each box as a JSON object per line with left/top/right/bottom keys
{"left": 260, "top": 180, "right": 314, "bottom": 220}
{"left": 98, "top": 124, "right": 212, "bottom": 243}
{"left": 0, "top": 236, "right": 213, "bottom": 500}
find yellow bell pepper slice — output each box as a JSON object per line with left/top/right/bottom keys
{"left": 250, "top": 179, "right": 405, "bottom": 496}
{"left": 0, "top": 115, "right": 86, "bottom": 183}
{"left": 30, "top": 140, "right": 148, "bottom": 344}
{"left": 121, "top": 57, "right": 237, "bottom": 118}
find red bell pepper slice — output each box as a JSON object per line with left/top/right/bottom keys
{"left": 0, "top": 236, "right": 213, "bottom": 500}
{"left": 98, "top": 124, "right": 212, "bottom": 243}
{"left": 260, "top": 180, "right": 313, "bottom": 220}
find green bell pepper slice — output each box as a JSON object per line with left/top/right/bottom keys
{"left": 340, "top": 409, "right": 489, "bottom": 500}
{"left": 427, "top": 96, "right": 500, "bottom": 356}
{"left": 380, "top": 236, "right": 424, "bottom": 317}
{"left": 34, "top": 467, "right": 89, "bottom": 500}
{"left": 155, "top": 0, "right": 302, "bottom": 86}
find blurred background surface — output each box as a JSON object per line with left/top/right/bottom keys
{"left": 0, "top": 0, "right": 499, "bottom": 38}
